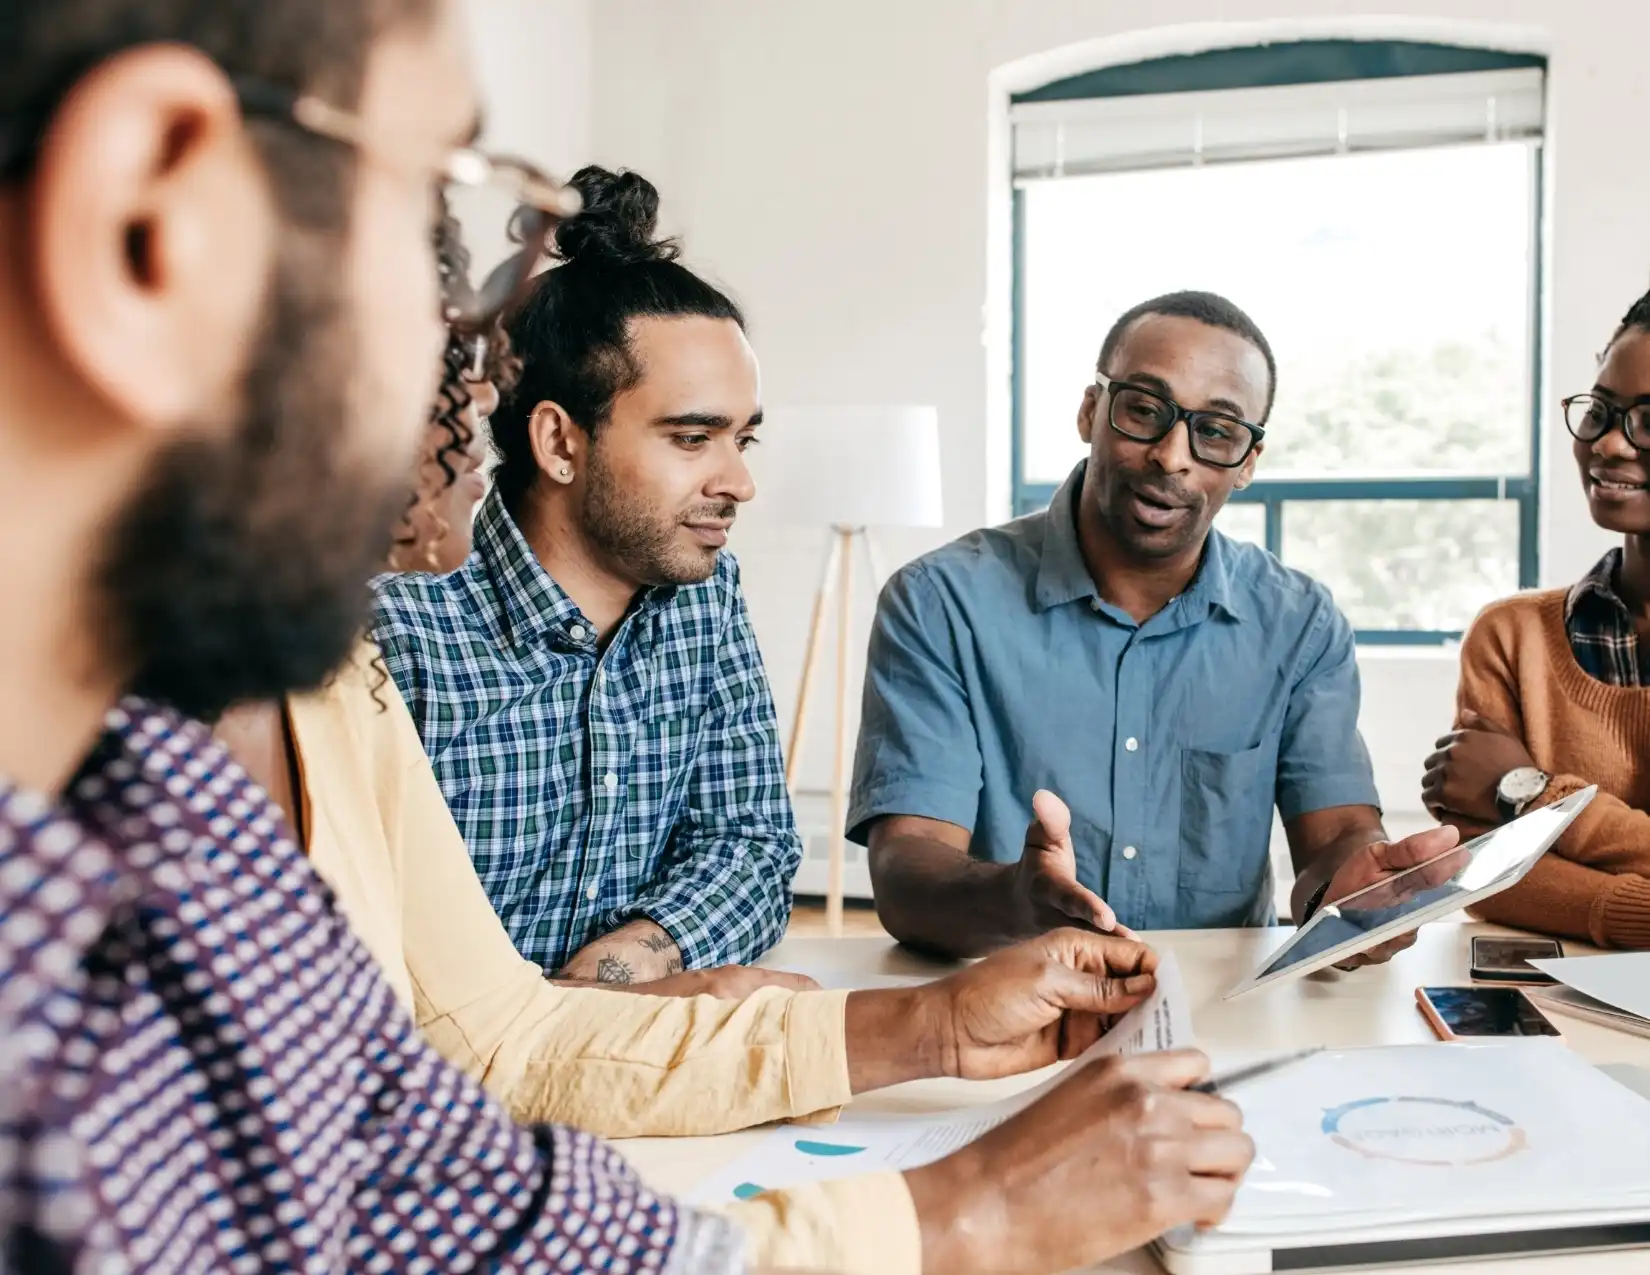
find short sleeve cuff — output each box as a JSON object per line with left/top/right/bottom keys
{"left": 726, "top": 1171, "right": 923, "bottom": 1275}
{"left": 846, "top": 778, "right": 980, "bottom": 847}
{"left": 1277, "top": 775, "right": 1383, "bottom": 824}
{"left": 782, "top": 989, "right": 853, "bottom": 1120}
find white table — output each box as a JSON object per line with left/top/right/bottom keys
{"left": 619, "top": 922, "right": 1650, "bottom": 1273}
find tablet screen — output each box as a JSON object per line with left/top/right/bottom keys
{"left": 1233, "top": 788, "right": 1594, "bottom": 995}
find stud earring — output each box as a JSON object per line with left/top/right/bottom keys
{"left": 559, "top": 465, "right": 573, "bottom": 479}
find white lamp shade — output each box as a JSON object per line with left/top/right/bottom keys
{"left": 749, "top": 405, "right": 943, "bottom": 529}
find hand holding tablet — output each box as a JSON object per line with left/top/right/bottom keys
{"left": 1224, "top": 788, "right": 1597, "bottom": 999}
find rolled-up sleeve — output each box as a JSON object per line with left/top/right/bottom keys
{"left": 727, "top": 1171, "right": 922, "bottom": 1275}
{"left": 607, "top": 573, "right": 801, "bottom": 968}
{"left": 847, "top": 564, "right": 983, "bottom": 844}
{"left": 1276, "top": 598, "right": 1382, "bottom": 821}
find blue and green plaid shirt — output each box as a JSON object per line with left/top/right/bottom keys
{"left": 370, "top": 489, "right": 800, "bottom": 971}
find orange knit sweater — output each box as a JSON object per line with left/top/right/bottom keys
{"left": 1449, "top": 589, "right": 1650, "bottom": 949}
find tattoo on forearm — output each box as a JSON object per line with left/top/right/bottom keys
{"left": 639, "top": 932, "right": 676, "bottom": 955}
{"left": 595, "top": 956, "right": 634, "bottom": 985}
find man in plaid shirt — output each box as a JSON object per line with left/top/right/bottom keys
{"left": 373, "top": 166, "right": 801, "bottom": 983}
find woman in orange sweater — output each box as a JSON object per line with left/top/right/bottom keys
{"left": 1423, "top": 288, "right": 1650, "bottom": 949}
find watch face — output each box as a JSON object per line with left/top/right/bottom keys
{"left": 1500, "top": 768, "right": 1548, "bottom": 804}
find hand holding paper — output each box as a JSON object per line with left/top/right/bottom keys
{"left": 841, "top": 927, "right": 1161, "bottom": 1092}
{"left": 935, "top": 927, "right": 1159, "bottom": 1077}
{"left": 700, "top": 954, "right": 1255, "bottom": 1274}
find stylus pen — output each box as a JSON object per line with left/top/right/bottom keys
{"left": 1190, "top": 1046, "right": 1325, "bottom": 1095}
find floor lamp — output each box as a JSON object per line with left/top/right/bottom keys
{"left": 755, "top": 407, "right": 943, "bottom": 934}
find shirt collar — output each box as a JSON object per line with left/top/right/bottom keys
{"left": 471, "top": 487, "right": 680, "bottom": 649}
{"left": 473, "top": 488, "right": 587, "bottom": 647}
{"left": 1566, "top": 547, "right": 1629, "bottom": 628}
{"left": 1182, "top": 527, "right": 1245, "bottom": 623}
{"left": 1032, "top": 460, "right": 1245, "bottom": 624}
{"left": 1033, "top": 463, "right": 1102, "bottom": 612}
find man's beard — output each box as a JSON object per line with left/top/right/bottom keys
{"left": 581, "top": 445, "right": 731, "bottom": 587}
{"left": 97, "top": 245, "right": 414, "bottom": 722}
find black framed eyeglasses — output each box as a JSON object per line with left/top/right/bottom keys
{"left": 2, "top": 68, "right": 580, "bottom": 332}
{"left": 1563, "top": 393, "right": 1650, "bottom": 452}
{"left": 1094, "top": 372, "right": 1265, "bottom": 469}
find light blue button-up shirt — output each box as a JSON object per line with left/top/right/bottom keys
{"left": 848, "top": 462, "right": 1380, "bottom": 930}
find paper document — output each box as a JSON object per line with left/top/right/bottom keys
{"left": 1527, "top": 985, "right": 1650, "bottom": 1040}
{"left": 1531, "top": 952, "right": 1650, "bottom": 1022}
{"left": 1204, "top": 1038, "right": 1650, "bottom": 1239}
{"left": 688, "top": 951, "right": 1193, "bottom": 1205}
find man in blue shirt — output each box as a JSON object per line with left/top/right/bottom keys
{"left": 373, "top": 167, "right": 800, "bottom": 984}
{"left": 851, "top": 291, "right": 1458, "bottom": 957}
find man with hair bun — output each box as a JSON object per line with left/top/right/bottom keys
{"left": 375, "top": 164, "right": 801, "bottom": 987}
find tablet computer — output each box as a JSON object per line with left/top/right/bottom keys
{"left": 1223, "top": 787, "right": 1596, "bottom": 1000}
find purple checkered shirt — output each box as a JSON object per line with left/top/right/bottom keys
{"left": 0, "top": 697, "right": 743, "bottom": 1274}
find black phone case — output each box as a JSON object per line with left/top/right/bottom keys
{"left": 1469, "top": 937, "right": 1561, "bottom": 984}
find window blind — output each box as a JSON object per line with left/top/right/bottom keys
{"left": 1011, "top": 65, "right": 1544, "bottom": 182}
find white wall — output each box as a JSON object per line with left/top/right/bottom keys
{"left": 464, "top": 0, "right": 591, "bottom": 174}
{"left": 578, "top": 0, "right": 1647, "bottom": 831}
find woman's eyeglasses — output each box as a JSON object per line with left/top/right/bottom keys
{"left": 1094, "top": 373, "right": 1265, "bottom": 469}
{"left": 1563, "top": 393, "right": 1650, "bottom": 452}
{"left": 234, "top": 77, "right": 580, "bottom": 332}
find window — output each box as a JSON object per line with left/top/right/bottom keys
{"left": 1010, "top": 40, "right": 1545, "bottom": 642}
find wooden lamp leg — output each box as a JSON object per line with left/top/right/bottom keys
{"left": 827, "top": 526, "right": 856, "bottom": 937}
{"left": 785, "top": 531, "right": 842, "bottom": 791}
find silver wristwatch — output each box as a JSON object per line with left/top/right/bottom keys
{"left": 1495, "top": 766, "right": 1550, "bottom": 821}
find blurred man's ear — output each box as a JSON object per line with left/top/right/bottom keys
{"left": 31, "top": 44, "right": 276, "bottom": 435}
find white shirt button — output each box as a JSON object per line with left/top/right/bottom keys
{"left": 585, "top": 884, "right": 598, "bottom": 901}
{"left": 1122, "top": 845, "right": 1138, "bottom": 860}
{"left": 603, "top": 771, "right": 619, "bottom": 791}
{"left": 1090, "top": 599, "right": 1104, "bottom": 613}
{"left": 1125, "top": 737, "right": 1139, "bottom": 752}
{"left": 569, "top": 624, "right": 587, "bottom": 642}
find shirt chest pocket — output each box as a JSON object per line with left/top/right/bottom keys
{"left": 1177, "top": 742, "right": 1278, "bottom": 898}
{"left": 626, "top": 717, "right": 698, "bottom": 824}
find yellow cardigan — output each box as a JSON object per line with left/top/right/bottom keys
{"left": 285, "top": 647, "right": 921, "bottom": 1274}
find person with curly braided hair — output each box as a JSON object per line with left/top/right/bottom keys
{"left": 215, "top": 217, "right": 1253, "bottom": 1275}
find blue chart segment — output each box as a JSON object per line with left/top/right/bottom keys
{"left": 793, "top": 1140, "right": 866, "bottom": 1157}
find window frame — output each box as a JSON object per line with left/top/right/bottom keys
{"left": 1007, "top": 41, "right": 1546, "bottom": 645}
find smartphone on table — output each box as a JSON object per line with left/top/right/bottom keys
{"left": 1417, "top": 985, "right": 1564, "bottom": 1041}
{"left": 1469, "top": 935, "right": 1563, "bottom": 984}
